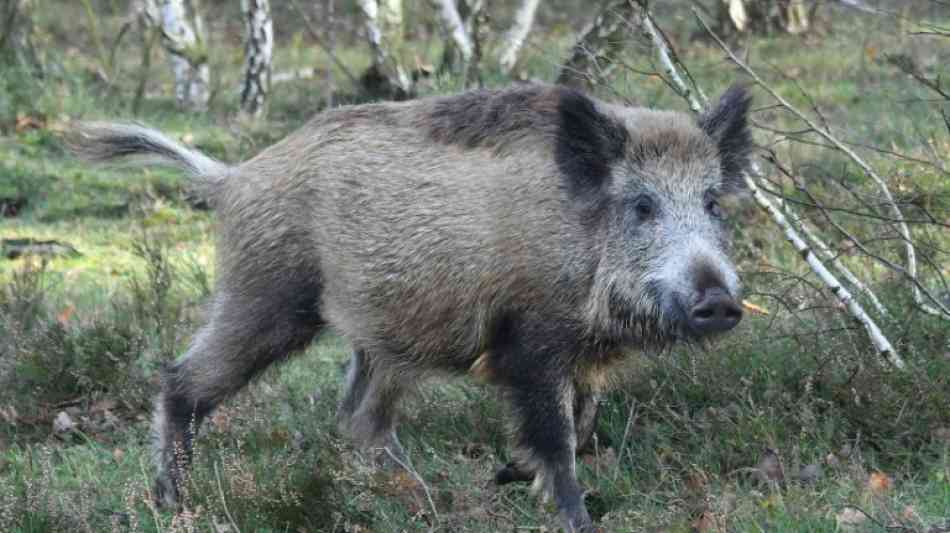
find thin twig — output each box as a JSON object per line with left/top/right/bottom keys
{"left": 693, "top": 7, "right": 949, "bottom": 321}
{"left": 638, "top": 3, "right": 906, "bottom": 368}
{"left": 214, "top": 461, "right": 242, "bottom": 533}
{"left": 782, "top": 203, "right": 890, "bottom": 317}
{"left": 383, "top": 447, "right": 439, "bottom": 524}
{"left": 287, "top": 0, "right": 360, "bottom": 90}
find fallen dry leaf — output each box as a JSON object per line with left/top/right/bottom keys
{"left": 56, "top": 305, "right": 76, "bottom": 326}
{"left": 867, "top": 471, "right": 892, "bottom": 494}
{"left": 741, "top": 300, "right": 770, "bottom": 315}
{"left": 15, "top": 113, "right": 46, "bottom": 133}
{"left": 691, "top": 510, "right": 718, "bottom": 532}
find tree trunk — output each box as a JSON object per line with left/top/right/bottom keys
{"left": 497, "top": 0, "right": 540, "bottom": 74}
{"left": 357, "top": 0, "right": 411, "bottom": 98}
{"left": 436, "top": 0, "right": 481, "bottom": 76}
{"left": 239, "top": 0, "right": 273, "bottom": 116}
{"left": 0, "top": 0, "right": 42, "bottom": 75}
{"left": 557, "top": 0, "right": 636, "bottom": 90}
{"left": 430, "top": 0, "right": 473, "bottom": 64}
{"left": 155, "top": 0, "right": 210, "bottom": 111}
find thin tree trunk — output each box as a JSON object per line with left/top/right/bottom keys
{"left": 430, "top": 0, "right": 473, "bottom": 63}
{"left": 0, "top": 0, "right": 42, "bottom": 75}
{"left": 497, "top": 0, "right": 540, "bottom": 74}
{"left": 132, "top": 0, "right": 160, "bottom": 114}
{"left": 155, "top": 0, "right": 210, "bottom": 111}
{"left": 357, "top": 0, "right": 411, "bottom": 98}
{"left": 436, "top": 0, "right": 481, "bottom": 75}
{"left": 240, "top": 0, "right": 273, "bottom": 116}
{"left": 557, "top": 0, "right": 636, "bottom": 90}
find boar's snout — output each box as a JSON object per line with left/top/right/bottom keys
{"left": 688, "top": 287, "right": 743, "bottom": 335}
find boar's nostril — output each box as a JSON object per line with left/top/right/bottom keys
{"left": 688, "top": 288, "right": 743, "bottom": 335}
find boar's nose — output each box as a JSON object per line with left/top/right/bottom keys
{"left": 688, "top": 287, "right": 743, "bottom": 335}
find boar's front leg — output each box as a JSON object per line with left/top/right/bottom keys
{"left": 492, "top": 321, "right": 592, "bottom": 531}
{"left": 495, "top": 387, "right": 601, "bottom": 485}
{"left": 508, "top": 375, "right": 592, "bottom": 531}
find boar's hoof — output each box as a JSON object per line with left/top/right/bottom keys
{"left": 561, "top": 504, "right": 594, "bottom": 533}
{"left": 152, "top": 473, "right": 179, "bottom": 509}
{"left": 494, "top": 461, "right": 535, "bottom": 485}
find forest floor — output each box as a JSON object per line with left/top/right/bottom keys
{"left": 1, "top": 4, "right": 949, "bottom": 532}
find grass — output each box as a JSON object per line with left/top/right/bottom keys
{"left": 2, "top": 2, "right": 949, "bottom": 532}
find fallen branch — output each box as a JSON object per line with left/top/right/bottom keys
{"left": 783, "top": 207, "right": 890, "bottom": 318}
{"left": 746, "top": 177, "right": 904, "bottom": 369}
{"left": 692, "top": 7, "right": 948, "bottom": 321}
{"left": 635, "top": 0, "right": 906, "bottom": 369}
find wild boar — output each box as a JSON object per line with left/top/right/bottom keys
{"left": 71, "top": 83, "right": 751, "bottom": 532}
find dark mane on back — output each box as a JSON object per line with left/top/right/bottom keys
{"left": 421, "top": 85, "right": 559, "bottom": 150}
{"left": 420, "top": 84, "right": 630, "bottom": 197}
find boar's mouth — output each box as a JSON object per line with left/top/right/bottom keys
{"left": 604, "top": 281, "right": 735, "bottom": 349}
{"left": 604, "top": 282, "right": 681, "bottom": 349}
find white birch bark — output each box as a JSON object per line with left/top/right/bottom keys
{"left": 642, "top": 3, "right": 906, "bottom": 369}
{"left": 357, "top": 0, "right": 410, "bottom": 95}
{"left": 746, "top": 176, "right": 904, "bottom": 369}
{"left": 240, "top": 0, "right": 273, "bottom": 116}
{"left": 497, "top": 0, "right": 540, "bottom": 74}
{"left": 694, "top": 9, "right": 948, "bottom": 320}
{"left": 785, "top": 207, "right": 890, "bottom": 317}
{"left": 155, "top": 0, "right": 209, "bottom": 111}
{"left": 430, "top": 0, "right": 473, "bottom": 62}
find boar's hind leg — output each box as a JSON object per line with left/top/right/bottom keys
{"left": 337, "top": 348, "right": 407, "bottom": 465}
{"left": 152, "top": 287, "right": 323, "bottom": 507}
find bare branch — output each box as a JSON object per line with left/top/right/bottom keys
{"left": 635, "top": 3, "right": 907, "bottom": 368}
{"left": 692, "top": 7, "right": 948, "bottom": 321}
{"left": 287, "top": 0, "right": 360, "bottom": 91}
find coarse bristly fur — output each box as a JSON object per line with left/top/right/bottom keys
{"left": 68, "top": 83, "right": 754, "bottom": 532}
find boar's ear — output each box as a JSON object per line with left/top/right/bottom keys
{"left": 555, "top": 87, "right": 628, "bottom": 196}
{"left": 699, "top": 84, "right": 753, "bottom": 191}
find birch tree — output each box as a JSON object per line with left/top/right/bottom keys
{"left": 0, "top": 0, "right": 42, "bottom": 75}
{"left": 154, "top": 0, "right": 210, "bottom": 111}
{"left": 497, "top": 0, "right": 541, "bottom": 74}
{"left": 434, "top": 0, "right": 483, "bottom": 76}
{"left": 357, "top": 0, "right": 411, "bottom": 98}
{"left": 239, "top": 0, "right": 273, "bottom": 117}
{"left": 430, "top": 0, "right": 473, "bottom": 65}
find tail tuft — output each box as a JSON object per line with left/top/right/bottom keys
{"left": 68, "top": 122, "right": 230, "bottom": 191}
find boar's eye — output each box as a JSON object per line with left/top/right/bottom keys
{"left": 704, "top": 192, "right": 723, "bottom": 219}
{"left": 631, "top": 194, "right": 656, "bottom": 221}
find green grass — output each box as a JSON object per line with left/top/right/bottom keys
{"left": 2, "top": 3, "right": 949, "bottom": 532}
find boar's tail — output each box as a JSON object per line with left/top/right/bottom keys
{"left": 68, "top": 122, "right": 230, "bottom": 197}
